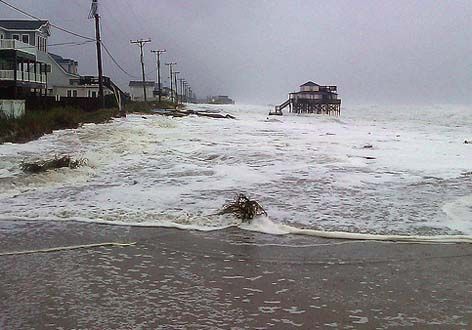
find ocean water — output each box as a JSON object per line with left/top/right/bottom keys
{"left": 0, "top": 104, "right": 471, "bottom": 238}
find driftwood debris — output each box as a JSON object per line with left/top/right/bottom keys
{"left": 153, "top": 109, "right": 236, "bottom": 119}
{"left": 195, "top": 112, "right": 236, "bottom": 119}
{"left": 217, "top": 194, "right": 267, "bottom": 222}
{"left": 347, "top": 154, "right": 377, "bottom": 160}
{"left": 21, "top": 155, "right": 87, "bottom": 173}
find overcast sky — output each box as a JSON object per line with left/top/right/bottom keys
{"left": 2, "top": 0, "right": 472, "bottom": 105}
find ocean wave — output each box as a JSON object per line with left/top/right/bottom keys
{"left": 1, "top": 105, "right": 471, "bottom": 237}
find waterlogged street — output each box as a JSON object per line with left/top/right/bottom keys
{"left": 1, "top": 220, "right": 472, "bottom": 329}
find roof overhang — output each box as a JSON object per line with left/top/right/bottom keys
{"left": 300, "top": 81, "right": 320, "bottom": 87}
{"left": 0, "top": 48, "right": 36, "bottom": 61}
{"left": 0, "top": 21, "right": 50, "bottom": 36}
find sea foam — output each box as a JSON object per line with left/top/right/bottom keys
{"left": 0, "top": 104, "right": 471, "bottom": 237}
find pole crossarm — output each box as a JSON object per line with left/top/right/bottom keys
{"left": 130, "top": 39, "right": 152, "bottom": 102}
{"left": 151, "top": 49, "right": 166, "bottom": 102}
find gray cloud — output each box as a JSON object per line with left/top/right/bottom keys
{"left": 3, "top": 0, "right": 471, "bottom": 105}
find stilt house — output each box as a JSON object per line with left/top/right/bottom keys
{"left": 271, "top": 81, "right": 341, "bottom": 116}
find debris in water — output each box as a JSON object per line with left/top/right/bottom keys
{"left": 153, "top": 108, "right": 236, "bottom": 119}
{"left": 347, "top": 154, "right": 377, "bottom": 160}
{"left": 217, "top": 194, "right": 267, "bottom": 222}
{"left": 21, "top": 155, "right": 87, "bottom": 173}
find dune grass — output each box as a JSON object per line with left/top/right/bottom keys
{"left": 0, "top": 100, "right": 178, "bottom": 144}
{"left": 0, "top": 107, "right": 120, "bottom": 144}
{"left": 125, "top": 100, "right": 178, "bottom": 114}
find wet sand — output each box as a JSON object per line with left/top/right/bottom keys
{"left": 1, "top": 220, "right": 472, "bottom": 329}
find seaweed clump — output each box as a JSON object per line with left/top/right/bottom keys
{"left": 21, "top": 155, "right": 87, "bottom": 174}
{"left": 217, "top": 194, "right": 267, "bottom": 222}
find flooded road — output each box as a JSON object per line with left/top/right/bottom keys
{"left": 1, "top": 220, "right": 472, "bottom": 329}
{"left": 0, "top": 104, "right": 471, "bottom": 235}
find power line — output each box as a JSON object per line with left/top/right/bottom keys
{"left": 0, "top": 0, "right": 95, "bottom": 41}
{"left": 101, "top": 41, "right": 138, "bottom": 78}
{"left": 49, "top": 40, "right": 96, "bottom": 47}
{"left": 98, "top": 8, "right": 159, "bottom": 82}
{"left": 97, "top": 3, "right": 143, "bottom": 80}
{"left": 13, "top": 40, "right": 96, "bottom": 50}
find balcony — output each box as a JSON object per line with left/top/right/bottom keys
{"left": 0, "top": 39, "right": 37, "bottom": 59}
{"left": 0, "top": 70, "right": 46, "bottom": 84}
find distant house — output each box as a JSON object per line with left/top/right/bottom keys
{"left": 47, "top": 53, "right": 112, "bottom": 99}
{"left": 272, "top": 81, "right": 341, "bottom": 116}
{"left": 49, "top": 53, "right": 78, "bottom": 75}
{"left": 155, "top": 86, "right": 170, "bottom": 98}
{"left": 295, "top": 81, "right": 339, "bottom": 101}
{"left": 208, "top": 95, "right": 235, "bottom": 104}
{"left": 129, "top": 81, "right": 156, "bottom": 101}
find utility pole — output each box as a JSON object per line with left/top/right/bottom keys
{"left": 89, "top": 0, "right": 104, "bottom": 107}
{"left": 183, "top": 81, "right": 188, "bottom": 102}
{"left": 165, "top": 62, "right": 176, "bottom": 102}
{"left": 178, "top": 78, "right": 185, "bottom": 104}
{"left": 151, "top": 49, "right": 166, "bottom": 102}
{"left": 173, "top": 71, "right": 180, "bottom": 104}
{"left": 130, "top": 38, "right": 151, "bottom": 102}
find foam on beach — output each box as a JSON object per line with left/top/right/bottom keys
{"left": 0, "top": 104, "right": 471, "bottom": 238}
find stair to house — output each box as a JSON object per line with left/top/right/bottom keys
{"left": 269, "top": 99, "right": 290, "bottom": 115}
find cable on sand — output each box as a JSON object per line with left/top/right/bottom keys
{"left": 0, "top": 242, "right": 136, "bottom": 257}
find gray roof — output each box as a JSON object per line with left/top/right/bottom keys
{"left": 300, "top": 81, "right": 320, "bottom": 87}
{"left": 0, "top": 20, "right": 49, "bottom": 30}
{"left": 49, "top": 53, "right": 78, "bottom": 65}
{"left": 129, "top": 81, "right": 155, "bottom": 87}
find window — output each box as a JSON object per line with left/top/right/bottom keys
{"left": 36, "top": 37, "right": 46, "bottom": 52}
{"left": 67, "top": 90, "right": 72, "bottom": 97}
{"left": 92, "top": 91, "right": 97, "bottom": 98}
{"left": 72, "top": 90, "right": 78, "bottom": 97}
{"left": 0, "top": 34, "right": 4, "bottom": 39}
{"left": 22, "top": 34, "right": 29, "bottom": 44}
{"left": 12, "top": 34, "right": 19, "bottom": 40}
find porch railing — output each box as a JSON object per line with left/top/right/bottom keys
{"left": 0, "top": 70, "right": 14, "bottom": 80}
{"left": 0, "top": 39, "right": 37, "bottom": 57}
{"left": 0, "top": 69, "right": 46, "bottom": 84}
